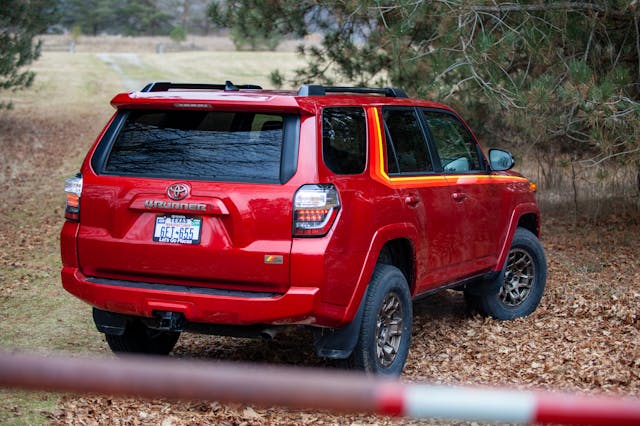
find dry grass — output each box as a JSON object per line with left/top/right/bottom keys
{"left": 39, "top": 34, "right": 320, "bottom": 53}
{"left": 515, "top": 158, "right": 640, "bottom": 220}
{"left": 0, "top": 40, "right": 638, "bottom": 425}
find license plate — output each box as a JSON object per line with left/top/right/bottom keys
{"left": 153, "top": 215, "right": 202, "bottom": 245}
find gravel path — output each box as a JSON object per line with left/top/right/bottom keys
{"left": 96, "top": 53, "right": 145, "bottom": 91}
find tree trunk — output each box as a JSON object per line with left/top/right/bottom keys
{"left": 182, "top": 0, "right": 190, "bottom": 34}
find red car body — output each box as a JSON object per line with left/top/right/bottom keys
{"left": 61, "top": 83, "right": 542, "bottom": 373}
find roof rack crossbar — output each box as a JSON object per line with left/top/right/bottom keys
{"left": 297, "top": 84, "right": 408, "bottom": 98}
{"left": 141, "top": 81, "right": 263, "bottom": 92}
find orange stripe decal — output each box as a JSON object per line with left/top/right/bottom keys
{"left": 369, "top": 108, "right": 528, "bottom": 188}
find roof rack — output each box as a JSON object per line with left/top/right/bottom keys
{"left": 297, "top": 85, "right": 408, "bottom": 98}
{"left": 141, "top": 81, "right": 263, "bottom": 92}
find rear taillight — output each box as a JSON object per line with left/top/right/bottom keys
{"left": 293, "top": 184, "right": 340, "bottom": 237}
{"left": 64, "top": 173, "right": 82, "bottom": 222}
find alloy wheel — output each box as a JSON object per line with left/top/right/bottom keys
{"left": 375, "top": 292, "right": 403, "bottom": 367}
{"left": 499, "top": 248, "right": 536, "bottom": 307}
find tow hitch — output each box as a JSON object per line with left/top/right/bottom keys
{"left": 144, "top": 311, "right": 186, "bottom": 332}
{"left": 92, "top": 308, "right": 186, "bottom": 335}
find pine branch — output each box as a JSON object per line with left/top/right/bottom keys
{"left": 469, "top": 2, "right": 608, "bottom": 14}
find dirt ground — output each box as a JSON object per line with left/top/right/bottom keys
{"left": 0, "top": 45, "right": 638, "bottom": 425}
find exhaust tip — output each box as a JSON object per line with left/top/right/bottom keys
{"left": 260, "top": 328, "right": 279, "bottom": 340}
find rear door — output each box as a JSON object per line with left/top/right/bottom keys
{"left": 77, "top": 108, "right": 299, "bottom": 294}
{"left": 381, "top": 106, "right": 457, "bottom": 293}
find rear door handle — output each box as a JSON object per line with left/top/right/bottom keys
{"left": 404, "top": 194, "right": 420, "bottom": 207}
{"left": 452, "top": 192, "right": 467, "bottom": 202}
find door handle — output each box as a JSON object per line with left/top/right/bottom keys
{"left": 452, "top": 192, "right": 467, "bottom": 202}
{"left": 404, "top": 195, "right": 420, "bottom": 207}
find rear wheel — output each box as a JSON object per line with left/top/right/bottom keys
{"left": 470, "top": 227, "right": 547, "bottom": 320}
{"left": 348, "top": 264, "right": 412, "bottom": 376}
{"left": 105, "top": 320, "right": 180, "bottom": 355}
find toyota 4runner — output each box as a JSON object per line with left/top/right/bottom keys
{"left": 61, "top": 81, "right": 547, "bottom": 375}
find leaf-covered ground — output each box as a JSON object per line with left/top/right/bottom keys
{"left": 37, "top": 213, "right": 638, "bottom": 426}
{"left": 0, "top": 48, "right": 638, "bottom": 425}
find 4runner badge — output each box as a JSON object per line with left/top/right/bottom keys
{"left": 167, "top": 183, "right": 189, "bottom": 201}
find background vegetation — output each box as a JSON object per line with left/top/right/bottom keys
{"left": 3, "top": 0, "right": 639, "bottom": 213}
{"left": 225, "top": 0, "right": 640, "bottom": 213}
{"left": 0, "top": 0, "right": 57, "bottom": 108}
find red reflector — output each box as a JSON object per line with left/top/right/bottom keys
{"left": 65, "top": 211, "right": 80, "bottom": 221}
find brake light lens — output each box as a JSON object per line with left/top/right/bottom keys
{"left": 293, "top": 184, "right": 340, "bottom": 237}
{"left": 64, "top": 174, "right": 82, "bottom": 221}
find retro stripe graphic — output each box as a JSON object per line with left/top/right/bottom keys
{"left": 368, "top": 107, "right": 530, "bottom": 188}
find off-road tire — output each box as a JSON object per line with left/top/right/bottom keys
{"left": 105, "top": 320, "right": 180, "bottom": 355}
{"left": 472, "top": 227, "right": 547, "bottom": 320}
{"left": 347, "top": 264, "right": 412, "bottom": 376}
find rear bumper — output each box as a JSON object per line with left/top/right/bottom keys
{"left": 61, "top": 266, "right": 320, "bottom": 325}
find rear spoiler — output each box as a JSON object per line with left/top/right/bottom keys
{"left": 141, "top": 81, "right": 262, "bottom": 92}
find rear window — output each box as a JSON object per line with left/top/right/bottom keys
{"left": 101, "top": 110, "right": 291, "bottom": 183}
{"left": 383, "top": 107, "right": 433, "bottom": 174}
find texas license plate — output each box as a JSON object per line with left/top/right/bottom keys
{"left": 153, "top": 215, "right": 202, "bottom": 245}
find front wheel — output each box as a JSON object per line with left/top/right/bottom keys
{"left": 105, "top": 320, "right": 180, "bottom": 355}
{"left": 348, "top": 264, "right": 412, "bottom": 376}
{"left": 472, "top": 227, "right": 547, "bottom": 320}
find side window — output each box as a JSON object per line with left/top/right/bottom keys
{"left": 421, "top": 110, "right": 482, "bottom": 172}
{"left": 322, "top": 107, "right": 367, "bottom": 175}
{"left": 383, "top": 108, "right": 433, "bottom": 174}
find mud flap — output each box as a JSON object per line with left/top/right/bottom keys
{"left": 313, "top": 288, "right": 368, "bottom": 359}
{"left": 93, "top": 308, "right": 128, "bottom": 336}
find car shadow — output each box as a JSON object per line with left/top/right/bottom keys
{"left": 170, "top": 290, "right": 474, "bottom": 370}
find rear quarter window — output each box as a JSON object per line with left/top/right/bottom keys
{"left": 322, "top": 107, "right": 367, "bottom": 175}
{"left": 100, "top": 110, "right": 291, "bottom": 183}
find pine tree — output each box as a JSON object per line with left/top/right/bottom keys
{"left": 0, "top": 0, "right": 57, "bottom": 108}
{"left": 208, "top": 0, "right": 309, "bottom": 51}
{"left": 213, "top": 0, "right": 640, "bottom": 195}
{"left": 59, "top": 0, "right": 119, "bottom": 36}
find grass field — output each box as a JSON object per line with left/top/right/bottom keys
{"left": 0, "top": 41, "right": 638, "bottom": 425}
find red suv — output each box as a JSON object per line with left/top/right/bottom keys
{"left": 61, "top": 82, "right": 546, "bottom": 375}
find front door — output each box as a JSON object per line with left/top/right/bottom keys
{"left": 420, "top": 109, "right": 503, "bottom": 277}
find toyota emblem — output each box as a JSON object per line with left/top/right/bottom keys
{"left": 166, "top": 183, "right": 190, "bottom": 201}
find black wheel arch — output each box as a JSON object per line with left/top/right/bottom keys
{"left": 377, "top": 238, "right": 415, "bottom": 294}
{"left": 517, "top": 212, "right": 539, "bottom": 237}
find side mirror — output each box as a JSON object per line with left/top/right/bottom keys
{"left": 489, "top": 149, "right": 515, "bottom": 171}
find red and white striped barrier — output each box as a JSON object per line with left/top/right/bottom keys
{"left": 376, "top": 385, "right": 640, "bottom": 425}
{"left": 0, "top": 351, "right": 638, "bottom": 425}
